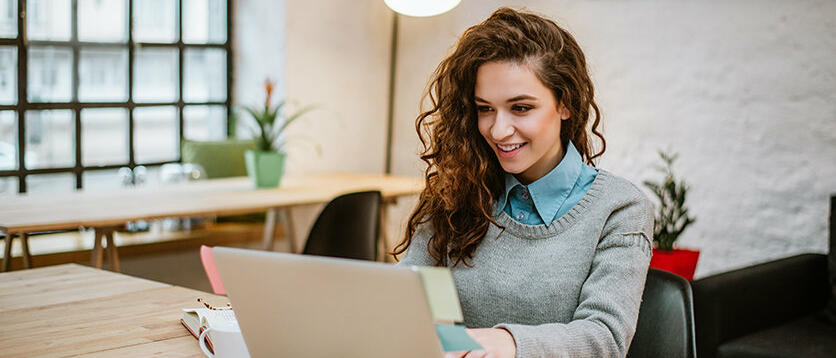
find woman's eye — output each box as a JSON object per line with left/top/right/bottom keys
{"left": 477, "top": 106, "right": 494, "bottom": 113}
{"left": 512, "top": 105, "right": 532, "bottom": 113}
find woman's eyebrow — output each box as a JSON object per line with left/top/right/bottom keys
{"left": 506, "top": 94, "right": 537, "bottom": 102}
{"left": 474, "top": 95, "right": 538, "bottom": 103}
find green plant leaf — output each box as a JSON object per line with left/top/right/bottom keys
{"left": 243, "top": 106, "right": 263, "bottom": 123}
{"left": 645, "top": 150, "right": 696, "bottom": 249}
{"left": 264, "top": 101, "right": 285, "bottom": 126}
{"left": 277, "top": 105, "right": 318, "bottom": 135}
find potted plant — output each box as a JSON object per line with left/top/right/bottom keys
{"left": 241, "top": 79, "right": 315, "bottom": 188}
{"left": 643, "top": 151, "right": 699, "bottom": 280}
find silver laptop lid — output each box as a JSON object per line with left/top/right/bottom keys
{"left": 213, "top": 247, "right": 443, "bottom": 358}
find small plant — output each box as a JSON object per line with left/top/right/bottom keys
{"left": 643, "top": 151, "right": 696, "bottom": 251}
{"left": 241, "top": 79, "right": 317, "bottom": 152}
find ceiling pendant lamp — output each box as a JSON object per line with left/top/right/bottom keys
{"left": 384, "top": 0, "right": 462, "bottom": 17}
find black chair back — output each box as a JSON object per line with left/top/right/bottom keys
{"left": 827, "top": 194, "right": 836, "bottom": 321}
{"left": 302, "top": 190, "right": 381, "bottom": 261}
{"left": 627, "top": 268, "right": 697, "bottom": 358}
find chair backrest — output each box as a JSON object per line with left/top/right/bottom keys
{"left": 627, "top": 268, "right": 697, "bottom": 358}
{"left": 303, "top": 190, "right": 381, "bottom": 261}
{"left": 827, "top": 194, "right": 836, "bottom": 321}
{"left": 200, "top": 245, "right": 226, "bottom": 295}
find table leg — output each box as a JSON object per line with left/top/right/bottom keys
{"left": 262, "top": 208, "right": 278, "bottom": 251}
{"left": 105, "top": 230, "right": 120, "bottom": 272}
{"left": 20, "top": 233, "right": 31, "bottom": 269}
{"left": 92, "top": 227, "right": 121, "bottom": 271}
{"left": 91, "top": 229, "right": 104, "bottom": 269}
{"left": 2, "top": 231, "right": 11, "bottom": 272}
{"left": 281, "top": 208, "right": 298, "bottom": 254}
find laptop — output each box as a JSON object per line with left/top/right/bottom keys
{"left": 213, "top": 247, "right": 444, "bottom": 358}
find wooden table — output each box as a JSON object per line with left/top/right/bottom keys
{"left": 0, "top": 263, "right": 225, "bottom": 357}
{"left": 0, "top": 173, "right": 423, "bottom": 271}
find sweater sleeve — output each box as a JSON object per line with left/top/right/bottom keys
{"left": 395, "top": 225, "right": 437, "bottom": 267}
{"left": 495, "top": 196, "right": 654, "bottom": 358}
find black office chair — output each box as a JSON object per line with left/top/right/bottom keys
{"left": 627, "top": 268, "right": 697, "bottom": 358}
{"left": 302, "top": 190, "right": 381, "bottom": 261}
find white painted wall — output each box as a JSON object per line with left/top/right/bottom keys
{"left": 236, "top": 0, "right": 397, "bottom": 250}
{"left": 282, "top": 0, "right": 393, "bottom": 175}
{"left": 239, "top": 0, "right": 836, "bottom": 277}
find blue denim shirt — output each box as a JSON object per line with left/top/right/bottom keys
{"left": 495, "top": 141, "right": 598, "bottom": 226}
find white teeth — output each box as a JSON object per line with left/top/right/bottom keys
{"left": 497, "top": 143, "right": 523, "bottom": 151}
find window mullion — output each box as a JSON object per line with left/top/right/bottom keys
{"left": 177, "top": 0, "right": 184, "bottom": 160}
{"left": 225, "top": 0, "right": 232, "bottom": 137}
{"left": 128, "top": 0, "right": 135, "bottom": 168}
{"left": 17, "top": 0, "right": 26, "bottom": 192}
{"left": 71, "top": 0, "right": 81, "bottom": 189}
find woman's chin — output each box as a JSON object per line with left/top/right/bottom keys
{"left": 498, "top": 162, "right": 528, "bottom": 175}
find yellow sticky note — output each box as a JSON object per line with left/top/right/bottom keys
{"left": 413, "top": 266, "right": 464, "bottom": 324}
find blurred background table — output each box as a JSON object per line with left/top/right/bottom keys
{"left": 0, "top": 173, "right": 423, "bottom": 271}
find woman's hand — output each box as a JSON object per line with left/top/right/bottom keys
{"left": 444, "top": 328, "right": 516, "bottom": 358}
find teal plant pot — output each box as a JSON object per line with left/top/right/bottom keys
{"left": 244, "top": 150, "right": 286, "bottom": 188}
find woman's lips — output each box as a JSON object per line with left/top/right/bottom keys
{"left": 496, "top": 143, "right": 525, "bottom": 158}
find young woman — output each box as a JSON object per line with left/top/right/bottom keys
{"left": 393, "top": 7, "right": 654, "bottom": 358}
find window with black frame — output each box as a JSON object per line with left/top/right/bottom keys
{"left": 0, "top": 0, "right": 231, "bottom": 195}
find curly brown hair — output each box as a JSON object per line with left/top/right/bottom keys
{"left": 392, "top": 7, "right": 605, "bottom": 267}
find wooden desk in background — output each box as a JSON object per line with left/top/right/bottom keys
{"left": 0, "top": 173, "right": 424, "bottom": 272}
{"left": 0, "top": 264, "right": 224, "bottom": 357}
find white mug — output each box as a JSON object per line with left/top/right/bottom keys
{"left": 198, "top": 324, "right": 251, "bottom": 358}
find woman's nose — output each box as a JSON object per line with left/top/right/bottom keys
{"left": 491, "top": 111, "right": 514, "bottom": 141}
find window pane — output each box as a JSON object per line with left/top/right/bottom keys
{"left": 78, "top": 0, "right": 127, "bottom": 42}
{"left": 26, "top": 172, "right": 75, "bottom": 194}
{"left": 27, "top": 0, "right": 71, "bottom": 41}
{"left": 133, "top": 47, "right": 178, "bottom": 102}
{"left": 134, "top": 106, "right": 178, "bottom": 163}
{"left": 0, "top": 111, "right": 16, "bottom": 170}
{"left": 0, "top": 46, "right": 16, "bottom": 104}
{"left": 79, "top": 47, "right": 128, "bottom": 102}
{"left": 25, "top": 110, "right": 74, "bottom": 169}
{"left": 83, "top": 168, "right": 124, "bottom": 190}
{"left": 133, "top": 0, "right": 177, "bottom": 43}
{"left": 81, "top": 108, "right": 128, "bottom": 166}
{"left": 0, "top": 0, "right": 16, "bottom": 38}
{"left": 184, "top": 48, "right": 226, "bottom": 102}
{"left": 184, "top": 105, "right": 225, "bottom": 140}
{"left": 0, "top": 176, "right": 17, "bottom": 195}
{"left": 183, "top": 0, "right": 225, "bottom": 44}
{"left": 27, "top": 47, "right": 73, "bottom": 102}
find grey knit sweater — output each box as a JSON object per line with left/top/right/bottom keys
{"left": 398, "top": 170, "right": 654, "bottom": 358}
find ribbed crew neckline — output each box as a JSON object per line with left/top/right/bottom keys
{"left": 494, "top": 169, "right": 611, "bottom": 240}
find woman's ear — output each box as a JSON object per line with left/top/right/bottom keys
{"left": 558, "top": 103, "right": 571, "bottom": 120}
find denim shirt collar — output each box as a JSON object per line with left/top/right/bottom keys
{"left": 494, "top": 141, "right": 584, "bottom": 223}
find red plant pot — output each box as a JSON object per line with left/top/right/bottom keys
{"left": 649, "top": 248, "right": 700, "bottom": 281}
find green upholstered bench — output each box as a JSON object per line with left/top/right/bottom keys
{"left": 181, "top": 139, "right": 257, "bottom": 179}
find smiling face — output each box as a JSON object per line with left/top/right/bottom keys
{"left": 475, "top": 61, "right": 570, "bottom": 184}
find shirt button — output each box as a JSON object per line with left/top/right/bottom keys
{"left": 516, "top": 213, "right": 525, "bottom": 221}
{"left": 521, "top": 191, "right": 530, "bottom": 200}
